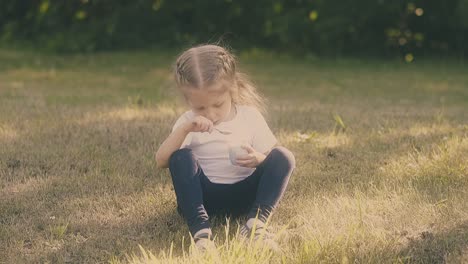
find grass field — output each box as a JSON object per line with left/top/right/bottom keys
{"left": 0, "top": 49, "right": 467, "bottom": 263}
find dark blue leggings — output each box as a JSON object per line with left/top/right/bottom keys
{"left": 169, "top": 147, "right": 295, "bottom": 236}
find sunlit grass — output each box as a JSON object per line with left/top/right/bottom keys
{"left": 77, "top": 105, "right": 183, "bottom": 124}
{"left": 0, "top": 49, "right": 467, "bottom": 263}
{"left": 0, "top": 124, "right": 18, "bottom": 140}
{"left": 125, "top": 221, "right": 280, "bottom": 264}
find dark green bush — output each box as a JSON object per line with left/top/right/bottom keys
{"left": 1, "top": 0, "right": 467, "bottom": 56}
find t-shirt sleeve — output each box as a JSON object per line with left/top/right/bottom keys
{"left": 248, "top": 107, "right": 277, "bottom": 153}
{"left": 172, "top": 113, "right": 193, "bottom": 149}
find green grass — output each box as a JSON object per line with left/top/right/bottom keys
{"left": 0, "top": 49, "right": 467, "bottom": 263}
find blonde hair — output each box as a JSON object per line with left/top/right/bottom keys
{"left": 173, "top": 44, "right": 266, "bottom": 113}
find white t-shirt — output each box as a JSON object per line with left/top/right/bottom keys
{"left": 172, "top": 105, "right": 277, "bottom": 184}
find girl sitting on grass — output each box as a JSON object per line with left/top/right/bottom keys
{"left": 155, "top": 44, "right": 295, "bottom": 251}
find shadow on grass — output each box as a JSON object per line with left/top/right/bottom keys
{"left": 0, "top": 106, "right": 249, "bottom": 263}
{"left": 41, "top": 205, "right": 250, "bottom": 263}
{"left": 395, "top": 221, "right": 468, "bottom": 263}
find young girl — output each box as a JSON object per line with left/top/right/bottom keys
{"left": 155, "top": 44, "right": 295, "bottom": 250}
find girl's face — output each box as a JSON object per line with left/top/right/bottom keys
{"left": 183, "top": 82, "right": 233, "bottom": 125}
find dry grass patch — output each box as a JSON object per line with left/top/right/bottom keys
{"left": 1, "top": 49, "right": 467, "bottom": 263}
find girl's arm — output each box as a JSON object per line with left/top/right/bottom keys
{"left": 155, "top": 116, "right": 214, "bottom": 168}
{"left": 155, "top": 123, "right": 191, "bottom": 168}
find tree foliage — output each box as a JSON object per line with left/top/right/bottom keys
{"left": 1, "top": 0, "right": 467, "bottom": 56}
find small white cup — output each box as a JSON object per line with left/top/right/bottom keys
{"left": 229, "top": 144, "right": 249, "bottom": 166}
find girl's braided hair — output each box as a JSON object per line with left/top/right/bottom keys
{"left": 174, "top": 44, "right": 266, "bottom": 113}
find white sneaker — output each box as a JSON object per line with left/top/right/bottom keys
{"left": 193, "top": 230, "right": 216, "bottom": 253}
{"left": 239, "top": 221, "right": 280, "bottom": 252}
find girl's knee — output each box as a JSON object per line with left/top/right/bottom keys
{"left": 169, "top": 148, "right": 201, "bottom": 182}
{"left": 270, "top": 146, "right": 296, "bottom": 168}
{"left": 169, "top": 148, "right": 196, "bottom": 172}
{"left": 169, "top": 148, "right": 193, "bottom": 163}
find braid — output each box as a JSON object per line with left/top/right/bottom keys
{"left": 173, "top": 44, "right": 266, "bottom": 113}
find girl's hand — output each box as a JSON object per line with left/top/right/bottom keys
{"left": 236, "top": 144, "right": 266, "bottom": 168}
{"left": 185, "top": 116, "right": 214, "bottom": 133}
